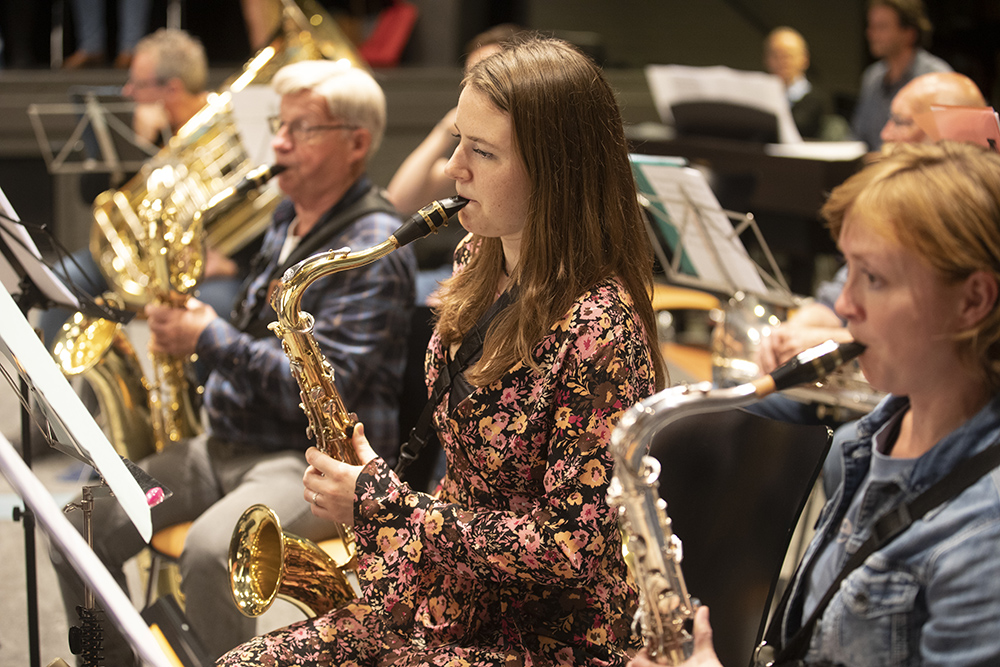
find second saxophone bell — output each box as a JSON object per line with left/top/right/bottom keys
{"left": 229, "top": 504, "right": 358, "bottom": 618}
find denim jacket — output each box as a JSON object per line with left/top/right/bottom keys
{"left": 780, "top": 394, "right": 1000, "bottom": 666}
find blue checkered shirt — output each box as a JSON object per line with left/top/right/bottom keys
{"left": 197, "top": 178, "right": 416, "bottom": 465}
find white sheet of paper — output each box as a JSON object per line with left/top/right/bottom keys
{"left": 0, "top": 187, "right": 80, "bottom": 310}
{"left": 0, "top": 282, "right": 152, "bottom": 541}
{"left": 633, "top": 159, "right": 768, "bottom": 296}
{"left": 229, "top": 85, "right": 280, "bottom": 168}
{"left": 645, "top": 64, "right": 803, "bottom": 144}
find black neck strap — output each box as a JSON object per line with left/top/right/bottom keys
{"left": 394, "top": 286, "right": 518, "bottom": 478}
{"left": 759, "top": 436, "right": 1000, "bottom": 665}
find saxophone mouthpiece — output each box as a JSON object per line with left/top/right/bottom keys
{"left": 199, "top": 164, "right": 287, "bottom": 223}
{"left": 391, "top": 196, "right": 469, "bottom": 248}
{"left": 754, "top": 339, "right": 866, "bottom": 397}
{"left": 234, "top": 163, "right": 287, "bottom": 198}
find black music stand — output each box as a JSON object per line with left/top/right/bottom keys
{"left": 0, "top": 188, "right": 156, "bottom": 666}
{"left": 631, "top": 154, "right": 796, "bottom": 308}
{"left": 0, "top": 434, "right": 188, "bottom": 667}
{"left": 27, "top": 91, "right": 158, "bottom": 184}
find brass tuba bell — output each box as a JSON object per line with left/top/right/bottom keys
{"left": 89, "top": 0, "right": 368, "bottom": 310}
{"left": 228, "top": 504, "right": 358, "bottom": 618}
{"left": 50, "top": 308, "right": 157, "bottom": 461}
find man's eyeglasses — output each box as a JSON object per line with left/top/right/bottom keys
{"left": 267, "top": 116, "right": 357, "bottom": 142}
{"left": 887, "top": 113, "right": 915, "bottom": 127}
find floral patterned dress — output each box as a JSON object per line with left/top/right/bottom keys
{"left": 218, "top": 245, "right": 657, "bottom": 667}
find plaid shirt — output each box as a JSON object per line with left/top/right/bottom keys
{"left": 198, "top": 178, "right": 416, "bottom": 465}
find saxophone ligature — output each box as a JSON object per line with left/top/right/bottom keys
{"left": 228, "top": 195, "right": 468, "bottom": 617}
{"left": 607, "top": 339, "right": 865, "bottom": 664}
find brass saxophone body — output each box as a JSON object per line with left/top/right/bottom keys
{"left": 607, "top": 340, "right": 866, "bottom": 664}
{"left": 228, "top": 195, "right": 467, "bottom": 617}
{"left": 267, "top": 195, "right": 467, "bottom": 459}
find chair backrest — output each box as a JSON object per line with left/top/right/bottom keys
{"left": 648, "top": 407, "right": 831, "bottom": 667}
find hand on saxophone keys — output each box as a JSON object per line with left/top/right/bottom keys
{"left": 303, "top": 422, "right": 379, "bottom": 526}
{"left": 629, "top": 607, "right": 723, "bottom": 667}
{"left": 145, "top": 298, "right": 219, "bottom": 357}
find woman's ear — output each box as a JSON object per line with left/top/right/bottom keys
{"left": 959, "top": 269, "right": 999, "bottom": 329}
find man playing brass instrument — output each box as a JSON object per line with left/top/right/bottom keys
{"left": 39, "top": 27, "right": 243, "bottom": 348}
{"left": 50, "top": 60, "right": 416, "bottom": 663}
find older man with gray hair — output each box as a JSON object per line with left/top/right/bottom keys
{"left": 50, "top": 59, "right": 416, "bottom": 664}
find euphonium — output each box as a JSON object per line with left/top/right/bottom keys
{"left": 607, "top": 340, "right": 865, "bottom": 664}
{"left": 228, "top": 195, "right": 468, "bottom": 617}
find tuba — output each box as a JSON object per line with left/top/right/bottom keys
{"left": 55, "top": 0, "right": 366, "bottom": 453}
{"left": 608, "top": 340, "right": 865, "bottom": 664}
{"left": 228, "top": 196, "right": 468, "bottom": 617}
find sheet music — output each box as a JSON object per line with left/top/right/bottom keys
{"left": 645, "top": 64, "right": 803, "bottom": 144}
{"left": 0, "top": 187, "right": 80, "bottom": 309}
{"left": 0, "top": 281, "right": 152, "bottom": 541}
{"left": 229, "top": 85, "right": 279, "bottom": 168}
{"left": 632, "top": 155, "right": 768, "bottom": 296}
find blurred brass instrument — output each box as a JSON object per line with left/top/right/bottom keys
{"left": 91, "top": 0, "right": 367, "bottom": 310}
{"left": 711, "top": 292, "right": 884, "bottom": 422}
{"left": 228, "top": 196, "right": 468, "bottom": 617}
{"left": 608, "top": 340, "right": 865, "bottom": 664}
{"left": 51, "top": 311, "right": 157, "bottom": 461}
{"left": 52, "top": 0, "right": 366, "bottom": 454}
{"left": 230, "top": 504, "right": 356, "bottom": 617}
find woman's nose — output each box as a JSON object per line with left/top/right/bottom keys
{"left": 444, "top": 147, "right": 466, "bottom": 181}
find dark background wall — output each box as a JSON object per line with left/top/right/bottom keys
{"left": 0, "top": 0, "right": 997, "bottom": 277}
{"left": 3, "top": 0, "right": 997, "bottom": 110}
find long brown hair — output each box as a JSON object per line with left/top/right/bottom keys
{"left": 435, "top": 35, "right": 666, "bottom": 390}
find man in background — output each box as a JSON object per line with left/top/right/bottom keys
{"left": 40, "top": 28, "right": 220, "bottom": 349}
{"left": 758, "top": 70, "right": 989, "bottom": 380}
{"left": 880, "top": 70, "right": 987, "bottom": 145}
{"left": 764, "top": 26, "right": 832, "bottom": 140}
{"left": 850, "top": 0, "right": 951, "bottom": 150}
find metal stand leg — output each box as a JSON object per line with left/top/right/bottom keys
{"left": 65, "top": 485, "right": 111, "bottom": 667}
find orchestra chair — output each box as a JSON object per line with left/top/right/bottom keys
{"left": 648, "top": 407, "right": 832, "bottom": 667}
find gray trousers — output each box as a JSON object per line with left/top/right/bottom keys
{"left": 50, "top": 433, "right": 341, "bottom": 664}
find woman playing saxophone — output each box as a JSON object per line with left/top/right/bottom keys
{"left": 218, "top": 34, "right": 666, "bottom": 667}
{"left": 631, "top": 142, "right": 1000, "bottom": 666}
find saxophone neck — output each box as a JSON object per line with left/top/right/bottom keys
{"left": 270, "top": 237, "right": 400, "bottom": 329}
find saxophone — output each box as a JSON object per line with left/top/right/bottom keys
{"left": 607, "top": 339, "right": 865, "bottom": 664}
{"left": 228, "top": 195, "right": 468, "bottom": 616}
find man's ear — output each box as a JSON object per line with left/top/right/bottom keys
{"left": 347, "top": 127, "right": 372, "bottom": 165}
{"left": 959, "top": 269, "right": 999, "bottom": 329}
